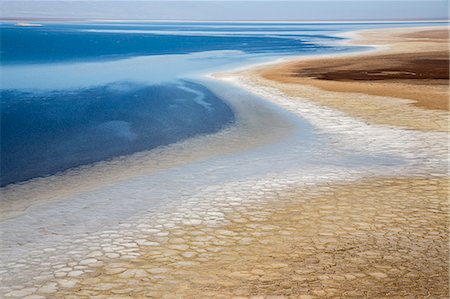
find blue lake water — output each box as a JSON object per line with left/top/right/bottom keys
{"left": 0, "top": 21, "right": 445, "bottom": 186}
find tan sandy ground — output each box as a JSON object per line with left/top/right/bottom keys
{"left": 255, "top": 27, "right": 449, "bottom": 131}
{"left": 24, "top": 27, "right": 449, "bottom": 298}
{"left": 55, "top": 177, "right": 449, "bottom": 298}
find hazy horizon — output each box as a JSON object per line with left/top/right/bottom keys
{"left": 1, "top": 1, "right": 448, "bottom": 22}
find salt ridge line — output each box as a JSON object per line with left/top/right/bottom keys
{"left": 217, "top": 73, "right": 447, "bottom": 175}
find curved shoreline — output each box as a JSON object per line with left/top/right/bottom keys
{"left": 1, "top": 25, "right": 448, "bottom": 298}
{"left": 0, "top": 79, "right": 304, "bottom": 220}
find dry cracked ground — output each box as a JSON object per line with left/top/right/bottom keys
{"left": 23, "top": 177, "right": 447, "bottom": 299}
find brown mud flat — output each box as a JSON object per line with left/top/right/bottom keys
{"left": 299, "top": 52, "right": 448, "bottom": 82}
{"left": 259, "top": 29, "right": 449, "bottom": 111}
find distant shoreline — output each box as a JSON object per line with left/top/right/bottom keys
{"left": 1, "top": 18, "right": 448, "bottom": 24}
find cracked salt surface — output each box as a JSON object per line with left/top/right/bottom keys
{"left": 0, "top": 75, "right": 447, "bottom": 297}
